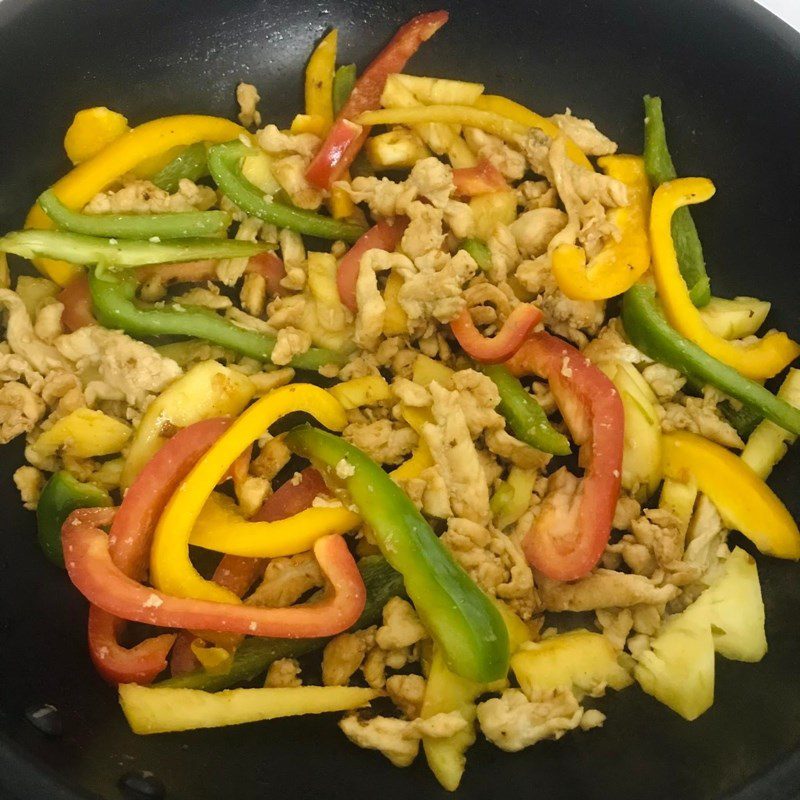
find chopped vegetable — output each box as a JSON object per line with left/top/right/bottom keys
{"left": 643, "top": 95, "right": 710, "bottom": 306}
{"left": 66, "top": 509, "right": 366, "bottom": 639}
{"left": 661, "top": 431, "right": 800, "bottom": 559}
{"left": 87, "top": 269, "right": 347, "bottom": 370}
{"left": 328, "top": 375, "right": 392, "bottom": 409}
{"left": 36, "top": 471, "right": 111, "bottom": 567}
{"left": 1, "top": 229, "right": 267, "bottom": 268}
{"left": 336, "top": 217, "right": 407, "bottom": 312}
{"left": 285, "top": 424, "right": 510, "bottom": 684}
{"left": 120, "top": 683, "right": 379, "bottom": 735}
{"left": 452, "top": 160, "right": 508, "bottom": 196}
{"left": 450, "top": 303, "right": 542, "bottom": 364}
{"left": 481, "top": 364, "right": 570, "bottom": 455}
{"left": 552, "top": 155, "right": 651, "bottom": 300}
{"left": 306, "top": 11, "right": 450, "bottom": 188}
{"left": 160, "top": 555, "right": 405, "bottom": 691}
{"left": 63, "top": 106, "right": 130, "bottom": 165}
{"left": 38, "top": 189, "right": 230, "bottom": 239}
{"left": 121, "top": 361, "right": 255, "bottom": 488}
{"left": 490, "top": 467, "right": 540, "bottom": 530}
{"left": 207, "top": 141, "right": 365, "bottom": 241}
{"left": 26, "top": 114, "right": 245, "bottom": 285}
{"left": 305, "top": 29, "right": 338, "bottom": 133}
{"left": 649, "top": 177, "right": 799, "bottom": 380}
{"left": 58, "top": 274, "right": 95, "bottom": 330}
{"left": 621, "top": 285, "right": 800, "bottom": 435}
{"left": 458, "top": 239, "right": 492, "bottom": 272}
{"left": 332, "top": 64, "right": 357, "bottom": 115}
{"left": 151, "top": 385, "right": 349, "bottom": 603}
{"left": 151, "top": 142, "right": 210, "bottom": 192}
{"left": 506, "top": 332, "right": 624, "bottom": 580}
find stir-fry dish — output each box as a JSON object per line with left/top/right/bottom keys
{"left": 2, "top": 10, "right": 800, "bottom": 789}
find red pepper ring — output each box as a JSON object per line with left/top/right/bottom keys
{"left": 88, "top": 418, "right": 235, "bottom": 685}
{"left": 65, "top": 514, "right": 366, "bottom": 639}
{"left": 336, "top": 218, "right": 408, "bottom": 312}
{"left": 450, "top": 302, "right": 542, "bottom": 364}
{"left": 505, "top": 331, "right": 624, "bottom": 581}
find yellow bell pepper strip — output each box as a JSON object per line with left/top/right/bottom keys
{"left": 26, "top": 114, "right": 246, "bottom": 285}
{"left": 189, "top": 491, "right": 360, "bottom": 557}
{"left": 63, "top": 107, "right": 130, "bottom": 165}
{"left": 286, "top": 424, "right": 509, "bottom": 684}
{"left": 643, "top": 95, "right": 710, "bottom": 307}
{"left": 389, "top": 439, "right": 434, "bottom": 482}
{"left": 473, "top": 95, "right": 593, "bottom": 170}
{"left": 290, "top": 113, "right": 329, "bottom": 137}
{"left": 382, "top": 270, "right": 409, "bottom": 335}
{"left": 650, "top": 178, "right": 800, "bottom": 380}
{"left": 121, "top": 361, "right": 255, "bottom": 488}
{"left": 119, "top": 683, "right": 380, "bottom": 735}
{"left": 661, "top": 431, "right": 800, "bottom": 559}
{"left": 552, "top": 155, "right": 651, "bottom": 300}
{"left": 150, "top": 384, "right": 349, "bottom": 604}
{"left": 356, "top": 104, "right": 528, "bottom": 145}
{"left": 305, "top": 29, "right": 338, "bottom": 133}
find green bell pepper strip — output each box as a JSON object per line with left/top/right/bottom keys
{"left": 0, "top": 229, "right": 269, "bottom": 268}
{"left": 37, "top": 471, "right": 112, "bottom": 567}
{"left": 87, "top": 269, "right": 348, "bottom": 371}
{"left": 158, "top": 555, "right": 404, "bottom": 692}
{"left": 643, "top": 95, "right": 711, "bottom": 307}
{"left": 622, "top": 285, "right": 800, "bottom": 435}
{"left": 207, "top": 141, "right": 366, "bottom": 242}
{"left": 332, "top": 64, "right": 357, "bottom": 116}
{"left": 458, "top": 238, "right": 492, "bottom": 272}
{"left": 38, "top": 189, "right": 231, "bottom": 240}
{"left": 285, "top": 424, "right": 510, "bottom": 684}
{"left": 481, "top": 364, "right": 571, "bottom": 455}
{"left": 151, "top": 142, "right": 210, "bottom": 192}
{"left": 720, "top": 400, "right": 763, "bottom": 439}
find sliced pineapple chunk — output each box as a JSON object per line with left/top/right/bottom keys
{"left": 511, "top": 630, "right": 632, "bottom": 700}
{"left": 699, "top": 296, "right": 770, "bottom": 340}
{"left": 365, "top": 129, "right": 431, "bottom": 170}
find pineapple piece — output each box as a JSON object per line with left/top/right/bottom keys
{"left": 32, "top": 408, "right": 132, "bottom": 459}
{"left": 328, "top": 375, "right": 392, "bottom": 410}
{"left": 390, "top": 74, "right": 485, "bottom": 106}
{"left": 699, "top": 296, "right": 770, "bottom": 340}
{"left": 511, "top": 630, "right": 632, "bottom": 700}
{"left": 635, "top": 615, "right": 715, "bottom": 721}
{"left": 412, "top": 354, "right": 455, "bottom": 388}
{"left": 365, "top": 129, "right": 431, "bottom": 170}
{"left": 680, "top": 547, "right": 767, "bottom": 662}
{"left": 241, "top": 150, "right": 282, "bottom": 195}
{"left": 470, "top": 190, "right": 517, "bottom": 240}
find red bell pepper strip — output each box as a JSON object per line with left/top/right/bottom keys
{"left": 58, "top": 274, "right": 96, "bottom": 331}
{"left": 450, "top": 303, "right": 542, "bottom": 364}
{"left": 452, "top": 159, "right": 508, "bottom": 196}
{"left": 336, "top": 218, "right": 408, "bottom": 312}
{"left": 305, "top": 11, "right": 450, "bottom": 188}
{"left": 64, "top": 513, "right": 366, "bottom": 638}
{"left": 505, "top": 332, "right": 624, "bottom": 581}
{"left": 87, "top": 418, "right": 233, "bottom": 684}
{"left": 244, "top": 252, "right": 288, "bottom": 297}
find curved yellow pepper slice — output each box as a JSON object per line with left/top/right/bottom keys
{"left": 650, "top": 178, "right": 800, "bottom": 380}
{"left": 64, "top": 107, "right": 130, "bottom": 165}
{"left": 190, "top": 492, "right": 360, "bottom": 557}
{"left": 150, "top": 384, "right": 348, "bottom": 604}
{"left": 26, "top": 114, "right": 246, "bottom": 285}
{"left": 661, "top": 430, "right": 800, "bottom": 559}
{"left": 305, "top": 29, "right": 337, "bottom": 133}
{"left": 552, "top": 155, "right": 651, "bottom": 300}
{"left": 474, "top": 95, "right": 592, "bottom": 170}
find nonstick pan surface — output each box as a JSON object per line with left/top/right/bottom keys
{"left": 0, "top": 1, "right": 798, "bottom": 798}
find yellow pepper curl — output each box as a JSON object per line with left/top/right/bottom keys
{"left": 552, "top": 155, "right": 651, "bottom": 300}
{"left": 661, "top": 431, "right": 800, "bottom": 559}
{"left": 190, "top": 492, "right": 359, "bottom": 557}
{"left": 26, "top": 114, "right": 246, "bottom": 285}
{"left": 151, "top": 384, "right": 348, "bottom": 604}
{"left": 650, "top": 178, "right": 800, "bottom": 381}
{"left": 304, "top": 29, "right": 338, "bottom": 134}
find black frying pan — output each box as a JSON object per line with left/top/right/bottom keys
{"left": 0, "top": 1, "right": 799, "bottom": 798}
